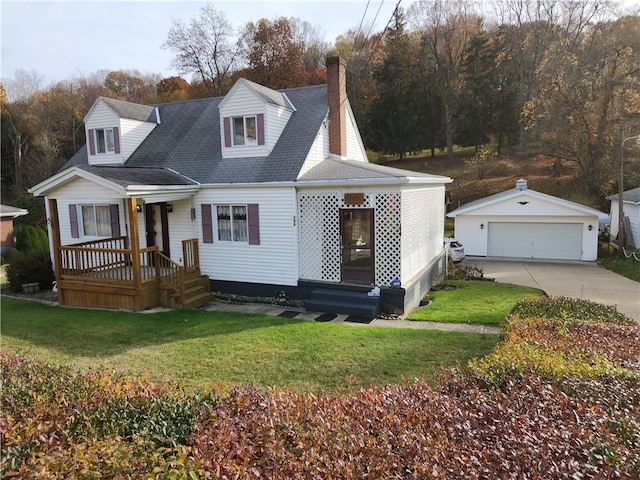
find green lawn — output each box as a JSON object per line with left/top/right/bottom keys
{"left": 407, "top": 280, "right": 545, "bottom": 326}
{"left": 0, "top": 297, "right": 499, "bottom": 393}
{"left": 598, "top": 248, "right": 640, "bottom": 282}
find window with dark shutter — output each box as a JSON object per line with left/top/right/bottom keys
{"left": 113, "top": 127, "right": 120, "bottom": 154}
{"left": 69, "top": 204, "right": 79, "bottom": 238}
{"left": 110, "top": 204, "right": 120, "bottom": 236}
{"left": 248, "top": 203, "right": 260, "bottom": 245}
{"left": 257, "top": 114, "right": 265, "bottom": 146}
{"left": 202, "top": 204, "right": 214, "bottom": 243}
{"left": 223, "top": 117, "right": 232, "bottom": 148}
{"left": 88, "top": 130, "right": 96, "bottom": 155}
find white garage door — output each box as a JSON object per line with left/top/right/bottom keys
{"left": 487, "top": 222, "right": 582, "bottom": 260}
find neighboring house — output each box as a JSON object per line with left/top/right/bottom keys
{"left": 29, "top": 57, "right": 452, "bottom": 315}
{"left": 606, "top": 187, "right": 640, "bottom": 249}
{"left": 447, "top": 179, "right": 603, "bottom": 261}
{"left": 0, "top": 204, "right": 28, "bottom": 256}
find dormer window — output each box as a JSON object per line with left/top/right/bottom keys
{"left": 232, "top": 116, "right": 257, "bottom": 146}
{"left": 95, "top": 128, "right": 115, "bottom": 154}
{"left": 88, "top": 126, "right": 120, "bottom": 157}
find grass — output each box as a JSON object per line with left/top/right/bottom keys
{"left": 406, "top": 280, "right": 545, "bottom": 326}
{"left": 0, "top": 297, "right": 499, "bottom": 393}
{"left": 598, "top": 247, "right": 640, "bottom": 282}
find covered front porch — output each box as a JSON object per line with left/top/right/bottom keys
{"left": 48, "top": 197, "right": 212, "bottom": 311}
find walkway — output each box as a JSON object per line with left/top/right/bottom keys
{"left": 203, "top": 302, "right": 502, "bottom": 335}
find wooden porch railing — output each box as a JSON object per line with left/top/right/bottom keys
{"left": 59, "top": 236, "right": 131, "bottom": 280}
{"left": 182, "top": 238, "right": 199, "bottom": 273}
{"left": 58, "top": 238, "right": 201, "bottom": 296}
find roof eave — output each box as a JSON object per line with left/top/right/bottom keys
{"left": 28, "top": 166, "right": 126, "bottom": 197}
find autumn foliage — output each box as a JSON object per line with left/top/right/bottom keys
{"left": 2, "top": 297, "right": 639, "bottom": 478}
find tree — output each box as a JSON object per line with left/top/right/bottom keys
{"left": 156, "top": 76, "right": 191, "bottom": 103}
{"left": 163, "top": 4, "right": 244, "bottom": 96}
{"left": 243, "top": 17, "right": 307, "bottom": 89}
{"left": 333, "top": 28, "right": 385, "bottom": 141}
{"left": 409, "top": 0, "right": 483, "bottom": 159}
{"left": 104, "top": 70, "right": 158, "bottom": 103}
{"left": 523, "top": 12, "right": 640, "bottom": 201}
{"left": 368, "top": 10, "right": 424, "bottom": 158}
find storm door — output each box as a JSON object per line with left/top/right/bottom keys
{"left": 145, "top": 202, "right": 170, "bottom": 257}
{"left": 340, "top": 208, "right": 375, "bottom": 284}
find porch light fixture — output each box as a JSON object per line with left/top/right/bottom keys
{"left": 166, "top": 204, "right": 173, "bottom": 213}
{"left": 136, "top": 203, "right": 143, "bottom": 212}
{"left": 588, "top": 224, "right": 593, "bottom": 231}
{"left": 480, "top": 223, "right": 485, "bottom": 230}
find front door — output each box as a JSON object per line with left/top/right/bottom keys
{"left": 340, "top": 208, "right": 375, "bottom": 284}
{"left": 145, "top": 202, "right": 170, "bottom": 256}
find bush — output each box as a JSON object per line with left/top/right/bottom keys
{"left": 2, "top": 247, "right": 20, "bottom": 265}
{"left": 14, "top": 225, "right": 49, "bottom": 253}
{"left": 6, "top": 250, "right": 55, "bottom": 292}
{"left": 2, "top": 296, "right": 639, "bottom": 477}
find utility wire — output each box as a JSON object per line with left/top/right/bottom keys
{"left": 354, "top": 0, "right": 371, "bottom": 48}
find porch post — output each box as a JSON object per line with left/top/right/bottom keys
{"left": 47, "top": 198, "right": 62, "bottom": 283}
{"left": 127, "top": 198, "right": 142, "bottom": 289}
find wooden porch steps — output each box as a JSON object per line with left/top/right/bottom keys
{"left": 160, "top": 273, "right": 213, "bottom": 309}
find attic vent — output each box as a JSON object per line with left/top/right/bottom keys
{"left": 516, "top": 178, "right": 528, "bottom": 191}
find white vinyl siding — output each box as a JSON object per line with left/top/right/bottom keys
{"left": 197, "top": 187, "right": 299, "bottom": 286}
{"left": 120, "top": 118, "right": 156, "bottom": 160}
{"left": 85, "top": 99, "right": 157, "bottom": 165}
{"left": 50, "top": 178, "right": 124, "bottom": 246}
{"left": 220, "top": 82, "right": 293, "bottom": 159}
{"left": 85, "top": 102, "right": 123, "bottom": 166}
{"left": 345, "top": 103, "right": 367, "bottom": 162}
{"left": 298, "top": 124, "right": 328, "bottom": 177}
{"left": 166, "top": 200, "right": 198, "bottom": 264}
{"left": 609, "top": 200, "right": 640, "bottom": 249}
{"left": 487, "top": 222, "right": 582, "bottom": 260}
{"left": 400, "top": 186, "right": 445, "bottom": 284}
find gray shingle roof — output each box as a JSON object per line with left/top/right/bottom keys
{"left": 64, "top": 84, "right": 327, "bottom": 185}
{"left": 81, "top": 166, "right": 198, "bottom": 186}
{"left": 606, "top": 187, "right": 640, "bottom": 204}
{"left": 100, "top": 97, "right": 157, "bottom": 123}
{"left": 299, "top": 158, "right": 450, "bottom": 182}
{"left": 243, "top": 79, "right": 294, "bottom": 109}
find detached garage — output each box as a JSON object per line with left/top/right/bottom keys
{"left": 448, "top": 179, "right": 604, "bottom": 261}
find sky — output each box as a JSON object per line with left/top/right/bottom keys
{"left": 1, "top": 0, "right": 399, "bottom": 86}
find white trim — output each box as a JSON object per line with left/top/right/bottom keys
{"left": 29, "top": 166, "right": 126, "bottom": 196}
{"left": 448, "top": 189, "right": 604, "bottom": 218}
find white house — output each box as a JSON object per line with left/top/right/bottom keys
{"left": 29, "top": 57, "right": 452, "bottom": 316}
{"left": 607, "top": 187, "right": 640, "bottom": 249}
{"left": 447, "top": 179, "right": 604, "bottom": 261}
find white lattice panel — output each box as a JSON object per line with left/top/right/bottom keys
{"left": 375, "top": 193, "right": 401, "bottom": 285}
{"left": 298, "top": 190, "right": 402, "bottom": 285}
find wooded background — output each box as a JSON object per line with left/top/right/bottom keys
{"left": 2, "top": 0, "right": 639, "bottom": 220}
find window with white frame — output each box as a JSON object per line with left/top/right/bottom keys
{"left": 95, "top": 128, "right": 115, "bottom": 154}
{"left": 81, "top": 205, "right": 111, "bottom": 236}
{"left": 232, "top": 116, "right": 257, "bottom": 146}
{"left": 216, "top": 205, "right": 248, "bottom": 242}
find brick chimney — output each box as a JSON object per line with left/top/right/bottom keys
{"left": 326, "top": 56, "right": 347, "bottom": 157}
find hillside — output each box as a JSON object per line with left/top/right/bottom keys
{"left": 381, "top": 153, "right": 588, "bottom": 210}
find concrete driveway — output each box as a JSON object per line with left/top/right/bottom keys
{"left": 465, "top": 258, "right": 640, "bottom": 323}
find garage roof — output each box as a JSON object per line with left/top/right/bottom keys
{"left": 447, "top": 179, "right": 605, "bottom": 218}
